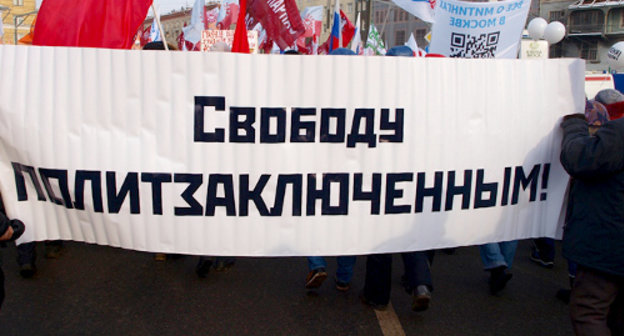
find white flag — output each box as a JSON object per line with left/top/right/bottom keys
{"left": 183, "top": 0, "right": 205, "bottom": 45}
{"left": 405, "top": 32, "right": 419, "bottom": 56}
{"left": 392, "top": 0, "right": 435, "bottom": 23}
{"left": 149, "top": 6, "right": 162, "bottom": 42}
{"left": 350, "top": 12, "right": 362, "bottom": 54}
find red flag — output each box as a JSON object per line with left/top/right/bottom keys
{"left": 33, "top": 0, "right": 152, "bottom": 49}
{"left": 217, "top": 0, "right": 240, "bottom": 29}
{"left": 339, "top": 10, "right": 355, "bottom": 48}
{"left": 140, "top": 25, "right": 151, "bottom": 47}
{"left": 232, "top": 0, "right": 249, "bottom": 53}
{"left": 247, "top": 0, "right": 305, "bottom": 50}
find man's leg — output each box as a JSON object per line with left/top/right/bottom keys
{"left": 16, "top": 242, "right": 36, "bottom": 278}
{"left": 479, "top": 243, "right": 512, "bottom": 295}
{"left": 305, "top": 257, "right": 328, "bottom": 289}
{"left": 362, "top": 254, "right": 392, "bottom": 308}
{"left": 570, "top": 266, "right": 620, "bottom": 335}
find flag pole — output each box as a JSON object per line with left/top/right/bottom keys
{"left": 151, "top": 2, "right": 169, "bottom": 50}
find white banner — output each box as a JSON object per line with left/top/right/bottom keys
{"left": 0, "top": 45, "right": 584, "bottom": 256}
{"left": 429, "top": 0, "right": 530, "bottom": 58}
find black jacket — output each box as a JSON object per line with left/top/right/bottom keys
{"left": 560, "top": 117, "right": 624, "bottom": 277}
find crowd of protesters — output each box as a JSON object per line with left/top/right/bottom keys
{"left": 0, "top": 45, "right": 622, "bottom": 335}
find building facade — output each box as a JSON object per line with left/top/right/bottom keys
{"left": 541, "top": 0, "right": 624, "bottom": 71}
{"left": 0, "top": 0, "right": 38, "bottom": 44}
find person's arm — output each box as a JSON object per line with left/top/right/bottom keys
{"left": 560, "top": 116, "right": 624, "bottom": 179}
{"left": 0, "top": 226, "right": 13, "bottom": 241}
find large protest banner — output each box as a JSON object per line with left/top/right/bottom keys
{"left": 0, "top": 45, "right": 583, "bottom": 256}
{"left": 429, "top": 0, "right": 530, "bottom": 58}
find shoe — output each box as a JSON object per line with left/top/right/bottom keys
{"left": 489, "top": 266, "right": 512, "bottom": 295}
{"left": 530, "top": 249, "right": 554, "bottom": 269}
{"left": 154, "top": 253, "right": 167, "bottom": 262}
{"left": 335, "top": 277, "right": 350, "bottom": 292}
{"left": 555, "top": 289, "right": 571, "bottom": 304}
{"left": 214, "top": 258, "right": 235, "bottom": 272}
{"left": 44, "top": 244, "right": 63, "bottom": 259}
{"left": 412, "top": 285, "right": 431, "bottom": 312}
{"left": 359, "top": 291, "right": 388, "bottom": 311}
{"left": 195, "top": 259, "right": 212, "bottom": 278}
{"left": 19, "top": 263, "right": 36, "bottom": 278}
{"left": 305, "top": 268, "right": 328, "bottom": 289}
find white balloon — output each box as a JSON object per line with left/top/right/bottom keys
{"left": 607, "top": 42, "right": 624, "bottom": 69}
{"left": 527, "top": 18, "right": 547, "bottom": 40}
{"left": 544, "top": 21, "right": 566, "bottom": 44}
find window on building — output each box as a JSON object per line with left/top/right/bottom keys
{"left": 550, "top": 43, "right": 563, "bottom": 58}
{"left": 394, "top": 10, "right": 399, "bottom": 22}
{"left": 416, "top": 29, "right": 426, "bottom": 46}
{"left": 571, "top": 10, "right": 604, "bottom": 26}
{"left": 13, "top": 0, "right": 24, "bottom": 5}
{"left": 549, "top": 10, "right": 565, "bottom": 24}
{"left": 580, "top": 41, "right": 598, "bottom": 61}
{"left": 348, "top": 3, "right": 353, "bottom": 13}
{"left": 395, "top": 30, "right": 406, "bottom": 45}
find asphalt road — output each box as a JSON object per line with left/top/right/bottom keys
{"left": 0, "top": 240, "right": 573, "bottom": 335}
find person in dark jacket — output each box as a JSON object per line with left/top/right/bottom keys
{"left": 560, "top": 111, "right": 624, "bottom": 335}
{"left": 0, "top": 208, "right": 25, "bottom": 311}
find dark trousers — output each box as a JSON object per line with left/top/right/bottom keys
{"left": 570, "top": 266, "right": 623, "bottom": 336}
{"left": 0, "top": 266, "right": 4, "bottom": 310}
{"left": 363, "top": 251, "right": 434, "bottom": 305}
{"left": 16, "top": 240, "right": 63, "bottom": 266}
{"left": 17, "top": 242, "right": 36, "bottom": 266}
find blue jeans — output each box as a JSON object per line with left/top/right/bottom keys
{"left": 479, "top": 241, "right": 518, "bottom": 270}
{"left": 307, "top": 256, "right": 356, "bottom": 284}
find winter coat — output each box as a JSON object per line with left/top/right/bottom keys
{"left": 560, "top": 116, "right": 624, "bottom": 277}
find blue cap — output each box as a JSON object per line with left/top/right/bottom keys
{"left": 329, "top": 48, "right": 356, "bottom": 56}
{"left": 386, "top": 45, "right": 414, "bottom": 57}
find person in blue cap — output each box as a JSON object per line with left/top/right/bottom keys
{"left": 360, "top": 45, "right": 434, "bottom": 312}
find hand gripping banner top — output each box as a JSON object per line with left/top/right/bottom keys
{"left": 0, "top": 45, "right": 584, "bottom": 256}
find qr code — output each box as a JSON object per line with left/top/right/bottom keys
{"left": 449, "top": 32, "right": 500, "bottom": 58}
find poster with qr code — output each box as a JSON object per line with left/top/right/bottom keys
{"left": 429, "top": 0, "right": 530, "bottom": 58}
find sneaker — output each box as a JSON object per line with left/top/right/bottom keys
{"left": 359, "top": 291, "right": 388, "bottom": 311}
{"left": 305, "top": 268, "right": 328, "bottom": 289}
{"left": 530, "top": 249, "right": 554, "bottom": 269}
{"left": 195, "top": 259, "right": 212, "bottom": 278}
{"left": 335, "top": 277, "right": 350, "bottom": 292}
{"left": 19, "top": 263, "right": 36, "bottom": 278}
{"left": 412, "top": 285, "right": 431, "bottom": 312}
{"left": 154, "top": 253, "right": 167, "bottom": 262}
{"left": 489, "top": 267, "right": 513, "bottom": 295}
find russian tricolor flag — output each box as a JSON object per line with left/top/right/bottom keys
{"left": 329, "top": 0, "right": 341, "bottom": 52}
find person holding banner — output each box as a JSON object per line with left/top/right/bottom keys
{"left": 359, "top": 45, "right": 435, "bottom": 312}
{"left": 560, "top": 103, "right": 624, "bottom": 335}
{"left": 305, "top": 47, "right": 358, "bottom": 293}
{"left": 0, "top": 200, "right": 25, "bottom": 310}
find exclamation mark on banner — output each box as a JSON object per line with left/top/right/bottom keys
{"left": 540, "top": 163, "right": 550, "bottom": 201}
